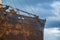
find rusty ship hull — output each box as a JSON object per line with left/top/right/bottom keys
{"left": 0, "top": 0, "right": 46, "bottom": 40}
{"left": 0, "top": 12, "right": 46, "bottom": 40}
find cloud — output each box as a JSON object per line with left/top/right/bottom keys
{"left": 47, "top": 16, "right": 60, "bottom": 21}
{"left": 44, "top": 28, "right": 60, "bottom": 40}
{"left": 19, "top": 3, "right": 54, "bottom": 18}
{"left": 45, "top": 1, "right": 60, "bottom": 28}
{"left": 47, "top": 1, "right": 60, "bottom": 20}
{"left": 51, "top": 1, "right": 60, "bottom": 16}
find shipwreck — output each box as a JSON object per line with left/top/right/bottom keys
{"left": 0, "top": 0, "right": 46, "bottom": 40}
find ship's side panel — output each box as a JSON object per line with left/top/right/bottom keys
{"left": 0, "top": 12, "right": 46, "bottom": 40}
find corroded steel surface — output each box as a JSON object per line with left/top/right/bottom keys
{"left": 0, "top": 7, "right": 46, "bottom": 40}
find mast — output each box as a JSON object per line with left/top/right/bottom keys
{"left": 0, "top": 0, "right": 2, "bottom": 8}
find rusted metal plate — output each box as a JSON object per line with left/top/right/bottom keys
{"left": 0, "top": 9, "right": 46, "bottom": 40}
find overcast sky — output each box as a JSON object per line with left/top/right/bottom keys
{"left": 2, "top": 0, "right": 60, "bottom": 40}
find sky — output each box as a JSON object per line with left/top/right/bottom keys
{"left": 2, "top": 0, "right": 60, "bottom": 40}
